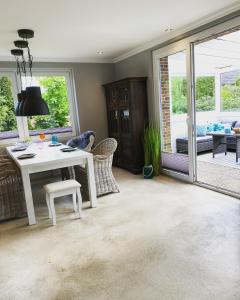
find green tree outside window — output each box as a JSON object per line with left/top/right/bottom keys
{"left": 0, "top": 76, "right": 17, "bottom": 132}
{"left": 171, "top": 76, "right": 215, "bottom": 114}
{"left": 28, "top": 76, "right": 71, "bottom": 130}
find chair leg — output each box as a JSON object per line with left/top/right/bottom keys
{"left": 49, "top": 195, "right": 56, "bottom": 226}
{"left": 76, "top": 187, "right": 83, "bottom": 218}
{"left": 72, "top": 191, "right": 77, "bottom": 212}
{"left": 46, "top": 193, "right": 52, "bottom": 219}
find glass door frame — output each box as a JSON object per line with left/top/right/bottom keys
{"left": 153, "top": 41, "right": 195, "bottom": 182}
{"left": 152, "top": 15, "right": 240, "bottom": 184}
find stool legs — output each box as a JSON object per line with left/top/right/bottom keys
{"left": 49, "top": 195, "right": 56, "bottom": 226}
{"left": 46, "top": 193, "right": 52, "bottom": 219}
{"left": 45, "top": 188, "right": 82, "bottom": 225}
{"left": 77, "top": 187, "right": 82, "bottom": 218}
{"left": 72, "top": 192, "right": 77, "bottom": 212}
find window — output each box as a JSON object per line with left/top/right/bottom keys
{"left": 0, "top": 69, "right": 78, "bottom": 143}
{"left": 22, "top": 75, "right": 73, "bottom": 136}
{"left": 171, "top": 75, "right": 215, "bottom": 114}
{"left": 221, "top": 70, "right": 240, "bottom": 112}
{"left": 0, "top": 75, "right": 19, "bottom": 140}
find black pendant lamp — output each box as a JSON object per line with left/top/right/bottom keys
{"left": 11, "top": 29, "right": 49, "bottom": 116}
{"left": 23, "top": 86, "right": 49, "bottom": 116}
{"left": 15, "top": 92, "right": 22, "bottom": 116}
{"left": 15, "top": 90, "right": 27, "bottom": 116}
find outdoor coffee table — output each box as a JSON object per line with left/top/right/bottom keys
{"left": 6, "top": 142, "right": 97, "bottom": 225}
{"left": 210, "top": 132, "right": 240, "bottom": 162}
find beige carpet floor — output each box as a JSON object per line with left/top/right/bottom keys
{"left": 0, "top": 168, "right": 240, "bottom": 300}
{"left": 197, "top": 159, "right": 240, "bottom": 194}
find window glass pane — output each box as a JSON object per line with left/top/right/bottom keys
{"left": 159, "top": 51, "right": 189, "bottom": 175}
{"left": 22, "top": 75, "right": 72, "bottom": 136}
{"left": 221, "top": 70, "right": 240, "bottom": 112}
{"left": 195, "top": 76, "right": 215, "bottom": 112}
{"left": 0, "top": 76, "right": 18, "bottom": 140}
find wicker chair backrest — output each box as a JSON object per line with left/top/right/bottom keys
{"left": 91, "top": 138, "right": 117, "bottom": 156}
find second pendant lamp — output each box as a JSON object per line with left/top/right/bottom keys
{"left": 23, "top": 86, "right": 49, "bottom": 116}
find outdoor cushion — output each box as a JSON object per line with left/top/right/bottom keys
{"left": 196, "top": 124, "right": 207, "bottom": 136}
{"left": 220, "top": 119, "right": 237, "bottom": 129}
{"left": 234, "top": 121, "right": 240, "bottom": 128}
{"left": 176, "top": 136, "right": 212, "bottom": 144}
{"left": 213, "top": 122, "right": 224, "bottom": 131}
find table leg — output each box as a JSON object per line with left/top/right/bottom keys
{"left": 212, "top": 135, "right": 227, "bottom": 158}
{"left": 86, "top": 156, "right": 97, "bottom": 208}
{"left": 21, "top": 168, "right": 36, "bottom": 225}
{"left": 236, "top": 137, "right": 240, "bottom": 163}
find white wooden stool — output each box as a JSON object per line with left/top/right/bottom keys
{"left": 44, "top": 179, "right": 82, "bottom": 225}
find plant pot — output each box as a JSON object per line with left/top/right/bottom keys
{"left": 143, "top": 165, "right": 154, "bottom": 179}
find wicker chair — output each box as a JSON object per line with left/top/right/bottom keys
{"left": 0, "top": 155, "right": 26, "bottom": 221}
{"left": 75, "top": 138, "right": 119, "bottom": 197}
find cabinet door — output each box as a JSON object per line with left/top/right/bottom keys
{"left": 118, "top": 83, "right": 129, "bottom": 107}
{"left": 119, "top": 108, "right": 131, "bottom": 136}
{"left": 106, "top": 85, "right": 119, "bottom": 109}
{"left": 108, "top": 109, "right": 119, "bottom": 136}
{"left": 120, "top": 136, "right": 133, "bottom": 167}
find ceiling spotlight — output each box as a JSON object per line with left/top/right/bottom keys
{"left": 96, "top": 50, "right": 104, "bottom": 55}
{"left": 164, "top": 28, "right": 174, "bottom": 32}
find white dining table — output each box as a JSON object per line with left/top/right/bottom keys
{"left": 6, "top": 142, "right": 97, "bottom": 225}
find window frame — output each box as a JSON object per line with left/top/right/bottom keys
{"left": 0, "top": 68, "right": 80, "bottom": 145}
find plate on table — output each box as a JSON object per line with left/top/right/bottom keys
{"left": 60, "top": 147, "right": 77, "bottom": 152}
{"left": 49, "top": 143, "right": 62, "bottom": 147}
{"left": 11, "top": 146, "right": 27, "bottom": 152}
{"left": 17, "top": 153, "right": 36, "bottom": 160}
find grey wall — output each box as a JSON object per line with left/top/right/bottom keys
{"left": 114, "top": 50, "right": 154, "bottom": 120}
{"left": 0, "top": 61, "right": 115, "bottom": 143}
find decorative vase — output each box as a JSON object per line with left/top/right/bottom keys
{"left": 143, "top": 165, "right": 154, "bottom": 179}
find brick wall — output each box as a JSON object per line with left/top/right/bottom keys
{"left": 160, "top": 57, "right": 172, "bottom": 152}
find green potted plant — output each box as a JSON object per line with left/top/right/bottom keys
{"left": 143, "top": 123, "right": 161, "bottom": 178}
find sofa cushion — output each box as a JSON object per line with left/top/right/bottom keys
{"left": 220, "top": 119, "right": 237, "bottom": 129}
{"left": 196, "top": 125, "right": 207, "bottom": 136}
{"left": 234, "top": 121, "right": 240, "bottom": 128}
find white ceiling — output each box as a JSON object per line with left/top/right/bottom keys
{"left": 168, "top": 30, "right": 240, "bottom": 76}
{"left": 0, "top": 0, "right": 239, "bottom": 63}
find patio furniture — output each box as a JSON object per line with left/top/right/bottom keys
{"left": 176, "top": 120, "right": 240, "bottom": 154}
{"left": 6, "top": 142, "right": 97, "bottom": 225}
{"left": 176, "top": 136, "right": 213, "bottom": 154}
{"left": 211, "top": 133, "right": 240, "bottom": 162}
{"left": 211, "top": 133, "right": 227, "bottom": 158}
{"left": 0, "top": 155, "right": 26, "bottom": 221}
{"left": 44, "top": 179, "right": 82, "bottom": 226}
{"left": 74, "top": 138, "right": 120, "bottom": 196}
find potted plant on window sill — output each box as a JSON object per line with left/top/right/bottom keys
{"left": 143, "top": 123, "right": 161, "bottom": 179}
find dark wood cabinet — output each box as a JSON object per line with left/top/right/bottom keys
{"left": 103, "top": 77, "right": 148, "bottom": 174}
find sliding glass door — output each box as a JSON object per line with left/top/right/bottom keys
{"left": 153, "top": 15, "right": 240, "bottom": 196}
{"left": 153, "top": 43, "right": 195, "bottom": 181}
{"left": 194, "top": 27, "right": 240, "bottom": 195}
